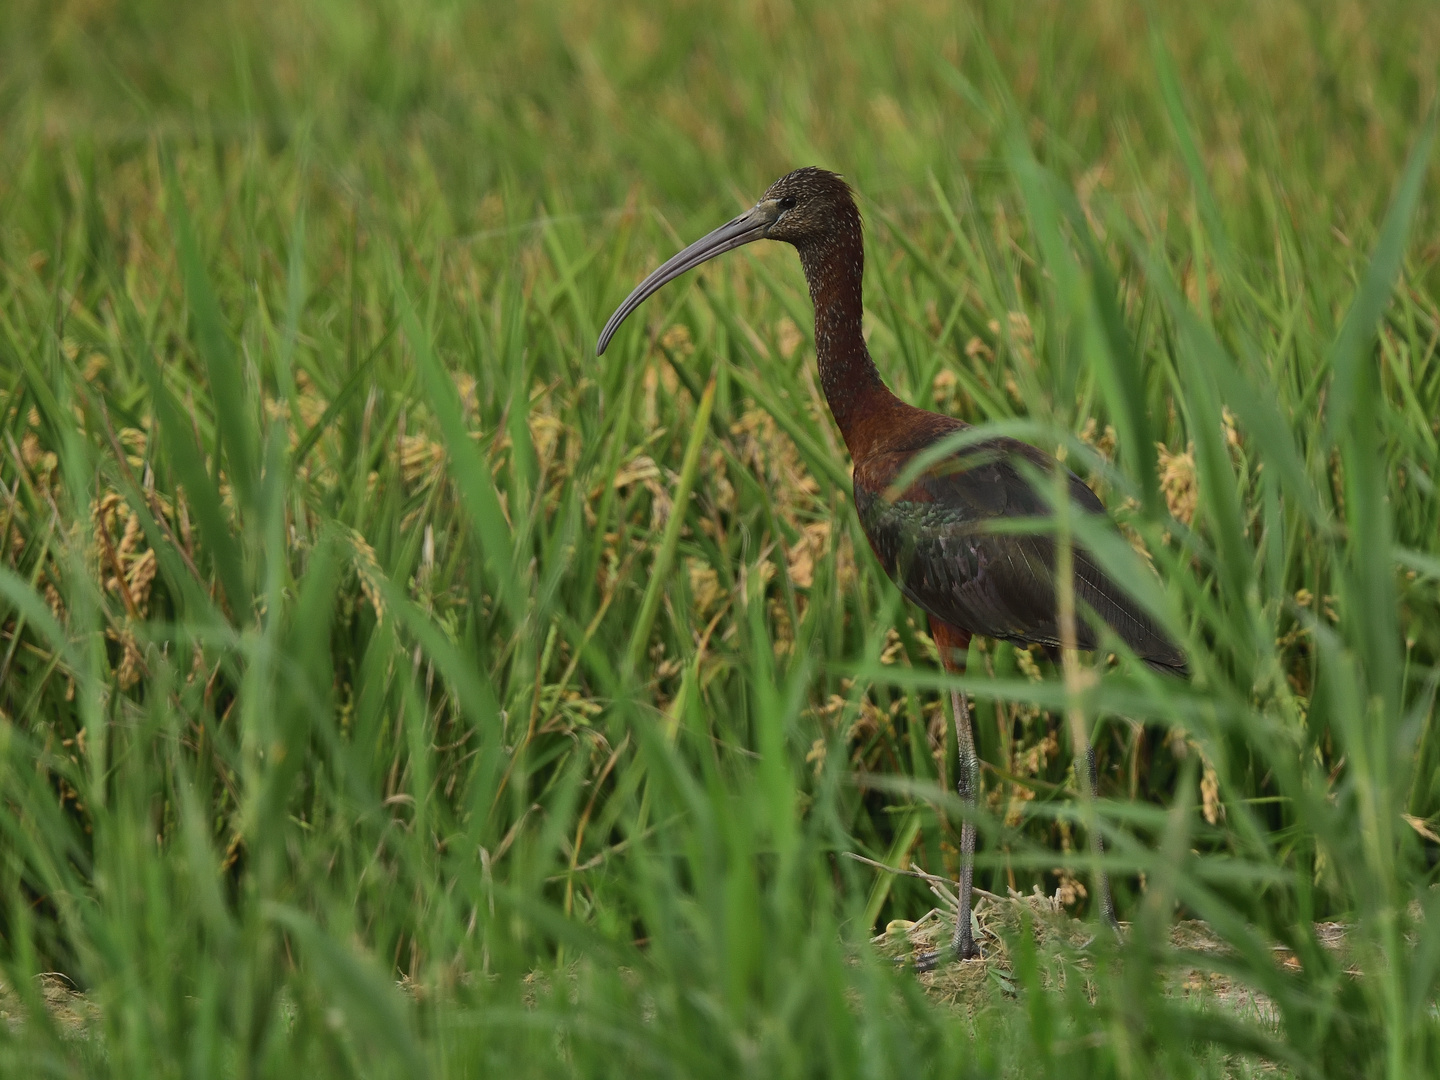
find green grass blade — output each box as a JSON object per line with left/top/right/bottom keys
{"left": 624, "top": 378, "right": 715, "bottom": 677}
{"left": 131, "top": 330, "right": 249, "bottom": 620}
{"left": 393, "top": 264, "right": 525, "bottom": 630}
{"left": 1326, "top": 110, "right": 1437, "bottom": 441}
{"left": 164, "top": 157, "right": 261, "bottom": 514}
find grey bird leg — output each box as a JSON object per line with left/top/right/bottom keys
{"left": 912, "top": 621, "right": 982, "bottom": 971}
{"left": 1085, "top": 742, "right": 1120, "bottom": 936}
{"left": 950, "top": 684, "right": 982, "bottom": 960}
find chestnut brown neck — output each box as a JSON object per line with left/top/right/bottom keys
{"left": 795, "top": 204, "right": 907, "bottom": 461}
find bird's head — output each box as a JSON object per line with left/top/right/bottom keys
{"left": 596, "top": 167, "right": 855, "bottom": 355}
{"left": 755, "top": 167, "right": 857, "bottom": 245}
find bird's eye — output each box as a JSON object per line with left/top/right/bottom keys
{"left": 778, "top": 196, "right": 796, "bottom": 212}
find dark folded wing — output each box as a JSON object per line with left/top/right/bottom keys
{"left": 856, "top": 437, "right": 1187, "bottom": 675}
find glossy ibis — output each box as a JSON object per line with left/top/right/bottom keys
{"left": 596, "top": 168, "right": 1186, "bottom": 963}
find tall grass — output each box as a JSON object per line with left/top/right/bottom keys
{"left": 1, "top": 0, "right": 1438, "bottom": 1075}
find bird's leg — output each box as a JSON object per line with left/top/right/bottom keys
{"left": 949, "top": 683, "right": 982, "bottom": 960}
{"left": 926, "top": 620, "right": 981, "bottom": 962}
{"left": 1085, "top": 742, "right": 1121, "bottom": 936}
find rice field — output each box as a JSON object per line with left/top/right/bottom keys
{"left": 1, "top": 1, "right": 1438, "bottom": 1075}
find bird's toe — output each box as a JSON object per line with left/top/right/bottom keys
{"left": 911, "top": 948, "right": 943, "bottom": 973}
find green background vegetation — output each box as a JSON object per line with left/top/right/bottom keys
{"left": 1, "top": 0, "right": 1438, "bottom": 1075}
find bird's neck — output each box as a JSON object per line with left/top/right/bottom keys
{"left": 796, "top": 213, "right": 905, "bottom": 461}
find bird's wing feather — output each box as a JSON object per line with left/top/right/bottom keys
{"left": 855, "top": 437, "right": 1187, "bottom": 673}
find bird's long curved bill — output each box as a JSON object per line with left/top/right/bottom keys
{"left": 596, "top": 205, "right": 774, "bottom": 356}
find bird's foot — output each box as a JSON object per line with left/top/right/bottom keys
{"left": 911, "top": 949, "right": 942, "bottom": 973}
{"left": 910, "top": 939, "right": 982, "bottom": 972}
{"left": 1076, "top": 921, "right": 1126, "bottom": 951}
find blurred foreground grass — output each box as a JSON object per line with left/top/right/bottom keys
{"left": 1, "top": 0, "right": 1439, "bottom": 1076}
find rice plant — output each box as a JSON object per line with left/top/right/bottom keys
{"left": 0, "top": 1, "right": 1437, "bottom": 1076}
